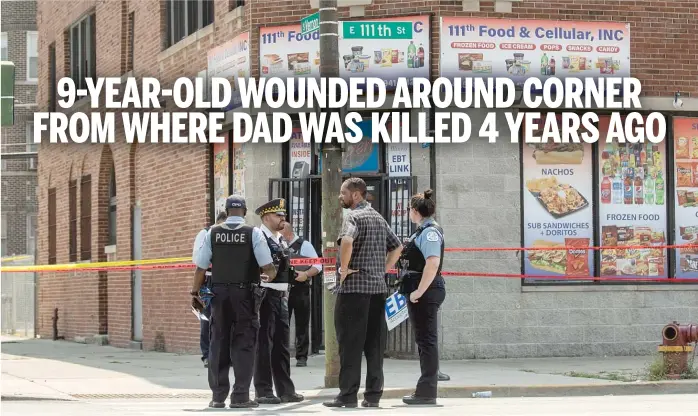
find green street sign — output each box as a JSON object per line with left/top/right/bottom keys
{"left": 342, "top": 21, "right": 412, "bottom": 39}
{"left": 301, "top": 12, "right": 319, "bottom": 35}
{"left": 1, "top": 62, "right": 15, "bottom": 127}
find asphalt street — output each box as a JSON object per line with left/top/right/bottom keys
{"left": 2, "top": 395, "right": 697, "bottom": 415}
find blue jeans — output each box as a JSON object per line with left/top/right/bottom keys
{"left": 200, "top": 304, "right": 211, "bottom": 361}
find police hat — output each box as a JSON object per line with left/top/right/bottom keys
{"left": 255, "top": 198, "right": 286, "bottom": 217}
{"left": 225, "top": 194, "right": 247, "bottom": 210}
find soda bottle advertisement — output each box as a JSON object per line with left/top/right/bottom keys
{"left": 521, "top": 114, "right": 594, "bottom": 282}
{"left": 672, "top": 117, "right": 698, "bottom": 279}
{"left": 597, "top": 116, "right": 667, "bottom": 279}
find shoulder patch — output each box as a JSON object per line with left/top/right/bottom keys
{"left": 426, "top": 231, "right": 439, "bottom": 242}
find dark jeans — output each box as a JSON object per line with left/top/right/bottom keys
{"left": 335, "top": 292, "right": 387, "bottom": 404}
{"left": 407, "top": 286, "right": 446, "bottom": 398}
{"left": 254, "top": 290, "right": 296, "bottom": 398}
{"left": 208, "top": 285, "right": 259, "bottom": 403}
{"left": 288, "top": 284, "right": 310, "bottom": 361}
{"left": 200, "top": 304, "right": 211, "bottom": 361}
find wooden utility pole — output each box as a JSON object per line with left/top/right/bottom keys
{"left": 319, "top": 0, "right": 342, "bottom": 389}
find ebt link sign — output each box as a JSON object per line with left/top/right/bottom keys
{"left": 385, "top": 292, "right": 409, "bottom": 331}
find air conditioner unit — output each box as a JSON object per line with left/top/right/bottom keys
{"left": 28, "top": 157, "right": 38, "bottom": 170}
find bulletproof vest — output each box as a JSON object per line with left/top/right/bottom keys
{"left": 288, "top": 237, "right": 310, "bottom": 287}
{"left": 210, "top": 224, "right": 260, "bottom": 284}
{"left": 266, "top": 234, "right": 290, "bottom": 284}
{"left": 399, "top": 222, "right": 445, "bottom": 276}
{"left": 204, "top": 226, "right": 212, "bottom": 283}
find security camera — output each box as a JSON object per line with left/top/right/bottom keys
{"left": 673, "top": 92, "right": 684, "bottom": 109}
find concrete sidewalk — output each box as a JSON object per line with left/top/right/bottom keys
{"left": 1, "top": 337, "right": 696, "bottom": 401}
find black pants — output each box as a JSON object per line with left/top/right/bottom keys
{"left": 407, "top": 286, "right": 445, "bottom": 398}
{"left": 208, "top": 285, "right": 258, "bottom": 403}
{"left": 254, "top": 290, "right": 295, "bottom": 397}
{"left": 288, "top": 284, "right": 310, "bottom": 361}
{"left": 335, "top": 292, "right": 387, "bottom": 404}
{"left": 200, "top": 304, "right": 211, "bottom": 361}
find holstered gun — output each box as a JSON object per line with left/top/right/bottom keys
{"left": 251, "top": 282, "right": 266, "bottom": 317}
{"left": 396, "top": 269, "right": 421, "bottom": 295}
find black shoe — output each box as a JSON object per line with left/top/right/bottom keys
{"left": 296, "top": 358, "right": 307, "bottom": 367}
{"left": 402, "top": 393, "right": 436, "bottom": 405}
{"left": 256, "top": 394, "right": 282, "bottom": 404}
{"left": 280, "top": 393, "right": 304, "bottom": 403}
{"left": 361, "top": 400, "right": 379, "bottom": 408}
{"left": 438, "top": 371, "right": 450, "bottom": 381}
{"left": 323, "top": 399, "right": 358, "bottom": 408}
{"left": 208, "top": 400, "right": 225, "bottom": 408}
{"left": 203, "top": 358, "right": 208, "bottom": 368}
{"left": 229, "top": 400, "right": 259, "bottom": 408}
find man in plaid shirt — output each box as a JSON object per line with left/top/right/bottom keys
{"left": 323, "top": 178, "right": 403, "bottom": 409}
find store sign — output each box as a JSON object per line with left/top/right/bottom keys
{"left": 673, "top": 117, "right": 698, "bottom": 279}
{"left": 387, "top": 144, "right": 410, "bottom": 177}
{"left": 260, "top": 15, "right": 430, "bottom": 90}
{"left": 439, "top": 17, "right": 630, "bottom": 88}
{"left": 597, "top": 116, "right": 667, "bottom": 279}
{"left": 207, "top": 32, "right": 250, "bottom": 111}
{"left": 522, "top": 114, "right": 594, "bottom": 281}
{"left": 289, "top": 128, "right": 312, "bottom": 237}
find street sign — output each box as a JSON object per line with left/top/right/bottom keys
{"left": 301, "top": 12, "right": 319, "bottom": 35}
{"left": 342, "top": 21, "right": 413, "bottom": 39}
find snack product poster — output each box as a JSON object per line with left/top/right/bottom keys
{"left": 439, "top": 17, "right": 630, "bottom": 87}
{"left": 673, "top": 117, "right": 698, "bottom": 278}
{"left": 212, "top": 141, "right": 230, "bottom": 217}
{"left": 597, "top": 116, "right": 667, "bottom": 278}
{"left": 522, "top": 122, "right": 595, "bottom": 280}
{"left": 259, "top": 15, "right": 430, "bottom": 90}
{"left": 207, "top": 32, "right": 250, "bottom": 111}
{"left": 232, "top": 142, "right": 245, "bottom": 197}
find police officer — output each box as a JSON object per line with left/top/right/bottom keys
{"left": 253, "top": 198, "right": 304, "bottom": 404}
{"left": 280, "top": 221, "right": 322, "bottom": 367}
{"left": 191, "top": 195, "right": 277, "bottom": 409}
{"left": 396, "top": 189, "right": 446, "bottom": 406}
{"left": 192, "top": 211, "right": 228, "bottom": 368}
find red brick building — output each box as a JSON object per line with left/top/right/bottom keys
{"left": 36, "top": 0, "right": 698, "bottom": 357}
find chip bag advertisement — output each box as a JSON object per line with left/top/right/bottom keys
{"left": 521, "top": 114, "right": 594, "bottom": 281}
{"left": 673, "top": 117, "right": 698, "bottom": 279}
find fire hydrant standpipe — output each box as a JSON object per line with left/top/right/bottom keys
{"left": 658, "top": 322, "right": 698, "bottom": 379}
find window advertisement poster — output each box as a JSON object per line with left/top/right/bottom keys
{"left": 212, "top": 141, "right": 229, "bottom": 216}
{"left": 439, "top": 17, "right": 630, "bottom": 88}
{"left": 207, "top": 32, "right": 250, "bottom": 111}
{"left": 522, "top": 115, "right": 594, "bottom": 281}
{"left": 673, "top": 117, "right": 698, "bottom": 278}
{"left": 289, "top": 128, "right": 312, "bottom": 237}
{"left": 318, "top": 120, "right": 380, "bottom": 173}
{"left": 233, "top": 143, "right": 246, "bottom": 197}
{"left": 597, "top": 116, "right": 667, "bottom": 278}
{"left": 386, "top": 144, "right": 412, "bottom": 239}
{"left": 259, "top": 15, "right": 430, "bottom": 90}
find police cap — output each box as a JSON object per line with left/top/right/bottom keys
{"left": 255, "top": 198, "right": 286, "bottom": 217}
{"left": 225, "top": 194, "right": 247, "bottom": 210}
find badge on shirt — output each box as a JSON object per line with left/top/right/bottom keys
{"left": 426, "top": 231, "right": 439, "bottom": 242}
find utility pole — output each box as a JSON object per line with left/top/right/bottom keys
{"left": 319, "top": 0, "right": 342, "bottom": 389}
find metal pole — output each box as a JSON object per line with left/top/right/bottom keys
{"left": 319, "top": 0, "right": 342, "bottom": 389}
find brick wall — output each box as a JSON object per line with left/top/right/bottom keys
{"left": 35, "top": 0, "right": 698, "bottom": 354}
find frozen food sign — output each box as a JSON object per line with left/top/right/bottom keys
{"left": 439, "top": 17, "right": 630, "bottom": 87}
{"left": 259, "top": 16, "right": 430, "bottom": 91}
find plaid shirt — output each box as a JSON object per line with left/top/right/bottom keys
{"left": 337, "top": 200, "right": 402, "bottom": 294}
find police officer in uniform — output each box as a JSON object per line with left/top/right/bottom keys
{"left": 253, "top": 198, "right": 304, "bottom": 404}
{"left": 280, "top": 221, "right": 322, "bottom": 367}
{"left": 191, "top": 195, "right": 277, "bottom": 409}
{"left": 396, "top": 189, "right": 446, "bottom": 406}
{"left": 192, "top": 211, "right": 228, "bottom": 368}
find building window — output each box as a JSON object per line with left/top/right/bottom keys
{"left": 167, "top": 0, "right": 214, "bottom": 47}
{"left": 1, "top": 32, "right": 7, "bottom": 60}
{"left": 26, "top": 31, "right": 38, "bottom": 81}
{"left": 48, "top": 42, "right": 56, "bottom": 112}
{"left": 70, "top": 14, "right": 96, "bottom": 91}
{"left": 108, "top": 167, "right": 117, "bottom": 245}
{"left": 69, "top": 179, "right": 77, "bottom": 262}
{"left": 1, "top": 214, "right": 7, "bottom": 257}
{"left": 48, "top": 188, "right": 57, "bottom": 264}
{"left": 26, "top": 215, "right": 37, "bottom": 256}
{"left": 80, "top": 175, "right": 92, "bottom": 260}
{"left": 230, "top": 0, "right": 245, "bottom": 10}
{"left": 25, "top": 122, "right": 38, "bottom": 153}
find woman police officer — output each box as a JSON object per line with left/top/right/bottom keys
{"left": 397, "top": 189, "right": 446, "bottom": 406}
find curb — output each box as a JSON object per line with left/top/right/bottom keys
{"left": 6, "top": 380, "right": 695, "bottom": 402}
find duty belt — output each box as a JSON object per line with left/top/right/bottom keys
{"left": 211, "top": 282, "right": 252, "bottom": 289}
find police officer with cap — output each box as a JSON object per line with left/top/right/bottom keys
{"left": 191, "top": 194, "right": 277, "bottom": 409}
{"left": 253, "top": 198, "right": 304, "bottom": 404}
